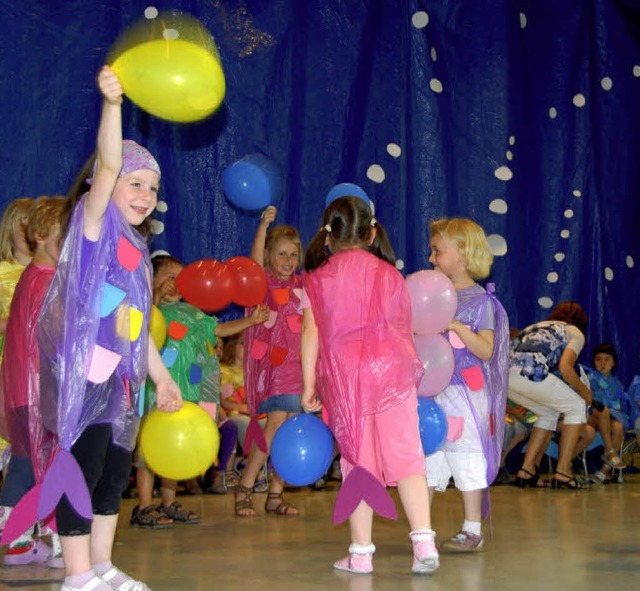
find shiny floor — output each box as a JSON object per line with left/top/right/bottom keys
{"left": 1, "top": 475, "right": 640, "bottom": 590}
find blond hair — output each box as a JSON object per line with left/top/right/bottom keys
{"left": 0, "top": 198, "right": 32, "bottom": 262}
{"left": 264, "top": 225, "right": 303, "bottom": 270}
{"left": 429, "top": 217, "right": 493, "bottom": 279}
{"left": 25, "top": 196, "right": 66, "bottom": 253}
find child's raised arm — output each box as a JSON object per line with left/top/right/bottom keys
{"left": 84, "top": 66, "right": 124, "bottom": 241}
{"left": 215, "top": 304, "right": 270, "bottom": 337}
{"left": 250, "top": 205, "right": 277, "bottom": 267}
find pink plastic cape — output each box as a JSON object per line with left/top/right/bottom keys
{"left": 145, "top": 302, "right": 219, "bottom": 410}
{"left": 303, "top": 250, "right": 424, "bottom": 523}
{"left": 243, "top": 270, "right": 303, "bottom": 453}
{"left": 35, "top": 195, "right": 152, "bottom": 522}
{"left": 0, "top": 264, "right": 58, "bottom": 478}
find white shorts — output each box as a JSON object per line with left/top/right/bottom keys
{"left": 425, "top": 450, "right": 487, "bottom": 492}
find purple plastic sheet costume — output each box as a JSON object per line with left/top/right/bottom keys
{"left": 34, "top": 195, "right": 152, "bottom": 522}
{"left": 435, "top": 284, "right": 509, "bottom": 517}
{"left": 304, "top": 250, "right": 424, "bottom": 524}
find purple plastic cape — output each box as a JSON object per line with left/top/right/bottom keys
{"left": 437, "top": 284, "right": 509, "bottom": 520}
{"left": 304, "top": 250, "right": 424, "bottom": 524}
{"left": 35, "top": 195, "right": 152, "bottom": 522}
{"left": 243, "top": 270, "right": 303, "bottom": 454}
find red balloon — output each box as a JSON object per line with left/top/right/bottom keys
{"left": 175, "top": 259, "right": 236, "bottom": 313}
{"left": 225, "top": 256, "right": 268, "bottom": 307}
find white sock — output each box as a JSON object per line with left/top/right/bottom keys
{"left": 349, "top": 543, "right": 376, "bottom": 555}
{"left": 462, "top": 520, "right": 482, "bottom": 536}
{"left": 410, "top": 529, "right": 436, "bottom": 542}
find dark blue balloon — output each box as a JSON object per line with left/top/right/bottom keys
{"left": 271, "top": 414, "right": 334, "bottom": 486}
{"left": 222, "top": 153, "right": 283, "bottom": 210}
{"left": 417, "top": 397, "right": 448, "bottom": 455}
{"left": 325, "top": 182, "right": 370, "bottom": 208}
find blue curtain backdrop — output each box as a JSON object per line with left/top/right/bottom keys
{"left": 1, "top": 0, "right": 639, "bottom": 379}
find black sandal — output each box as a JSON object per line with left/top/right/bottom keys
{"left": 160, "top": 501, "right": 202, "bottom": 523}
{"left": 514, "top": 468, "right": 548, "bottom": 488}
{"left": 551, "top": 471, "right": 586, "bottom": 490}
{"left": 130, "top": 505, "right": 174, "bottom": 529}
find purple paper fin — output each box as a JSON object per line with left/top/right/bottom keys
{"left": 1, "top": 484, "right": 42, "bottom": 544}
{"left": 38, "top": 450, "right": 93, "bottom": 521}
{"left": 333, "top": 466, "right": 397, "bottom": 525}
{"left": 243, "top": 417, "right": 268, "bottom": 455}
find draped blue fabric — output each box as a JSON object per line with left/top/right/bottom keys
{"left": 1, "top": 0, "right": 639, "bottom": 378}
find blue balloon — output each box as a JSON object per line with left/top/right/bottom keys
{"left": 222, "top": 153, "right": 283, "bottom": 210}
{"left": 417, "top": 397, "right": 448, "bottom": 455}
{"left": 325, "top": 182, "right": 371, "bottom": 208}
{"left": 271, "top": 414, "right": 334, "bottom": 486}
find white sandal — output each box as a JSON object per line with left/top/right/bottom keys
{"left": 100, "top": 567, "right": 150, "bottom": 591}
{"left": 603, "top": 449, "right": 626, "bottom": 469}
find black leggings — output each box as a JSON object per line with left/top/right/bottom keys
{"left": 56, "top": 424, "right": 132, "bottom": 536}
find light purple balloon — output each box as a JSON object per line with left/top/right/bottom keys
{"left": 406, "top": 270, "right": 458, "bottom": 334}
{"left": 414, "top": 333, "right": 455, "bottom": 397}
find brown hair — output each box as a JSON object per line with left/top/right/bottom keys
{"left": 547, "top": 301, "right": 588, "bottom": 335}
{"left": 304, "top": 196, "right": 395, "bottom": 271}
{"left": 25, "top": 196, "right": 66, "bottom": 253}
{"left": 221, "top": 334, "right": 243, "bottom": 365}
{"left": 0, "top": 197, "right": 32, "bottom": 262}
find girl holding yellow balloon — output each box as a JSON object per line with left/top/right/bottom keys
{"left": 35, "top": 66, "right": 183, "bottom": 591}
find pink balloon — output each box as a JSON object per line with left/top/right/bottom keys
{"left": 414, "top": 333, "right": 455, "bottom": 397}
{"left": 406, "top": 270, "right": 458, "bottom": 334}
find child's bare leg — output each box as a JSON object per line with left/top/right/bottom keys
{"left": 397, "top": 474, "right": 432, "bottom": 531}
{"left": 265, "top": 411, "right": 299, "bottom": 515}
{"left": 349, "top": 501, "right": 374, "bottom": 545}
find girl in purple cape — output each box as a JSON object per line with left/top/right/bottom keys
{"left": 37, "top": 67, "right": 182, "bottom": 591}
{"left": 301, "top": 197, "right": 439, "bottom": 575}
{"left": 425, "top": 218, "right": 509, "bottom": 553}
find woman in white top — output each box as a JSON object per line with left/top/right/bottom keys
{"left": 508, "top": 302, "right": 591, "bottom": 489}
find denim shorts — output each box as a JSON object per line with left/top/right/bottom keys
{"left": 258, "top": 394, "right": 302, "bottom": 414}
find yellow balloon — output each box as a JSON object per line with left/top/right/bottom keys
{"left": 108, "top": 12, "right": 225, "bottom": 122}
{"left": 139, "top": 401, "right": 220, "bottom": 481}
{"left": 149, "top": 305, "right": 167, "bottom": 350}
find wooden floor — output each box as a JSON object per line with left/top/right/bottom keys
{"left": 1, "top": 475, "right": 640, "bottom": 590}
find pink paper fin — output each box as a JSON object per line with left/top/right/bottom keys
{"left": 87, "top": 345, "right": 122, "bottom": 384}
{"left": 243, "top": 417, "right": 267, "bottom": 455}
{"left": 333, "top": 466, "right": 397, "bottom": 525}
{"left": 38, "top": 450, "right": 92, "bottom": 521}
{"left": 1, "top": 484, "right": 42, "bottom": 544}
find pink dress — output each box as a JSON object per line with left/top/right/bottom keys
{"left": 304, "top": 249, "right": 424, "bottom": 523}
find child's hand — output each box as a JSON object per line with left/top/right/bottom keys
{"left": 301, "top": 390, "right": 322, "bottom": 413}
{"left": 447, "top": 320, "right": 465, "bottom": 334}
{"left": 260, "top": 206, "right": 277, "bottom": 227}
{"left": 155, "top": 379, "right": 183, "bottom": 413}
{"left": 97, "top": 65, "right": 123, "bottom": 105}
{"left": 250, "top": 304, "right": 271, "bottom": 325}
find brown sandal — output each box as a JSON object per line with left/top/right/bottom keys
{"left": 265, "top": 492, "right": 299, "bottom": 516}
{"left": 234, "top": 484, "right": 256, "bottom": 516}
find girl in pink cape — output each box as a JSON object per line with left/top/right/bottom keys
{"left": 301, "top": 196, "right": 439, "bottom": 575}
